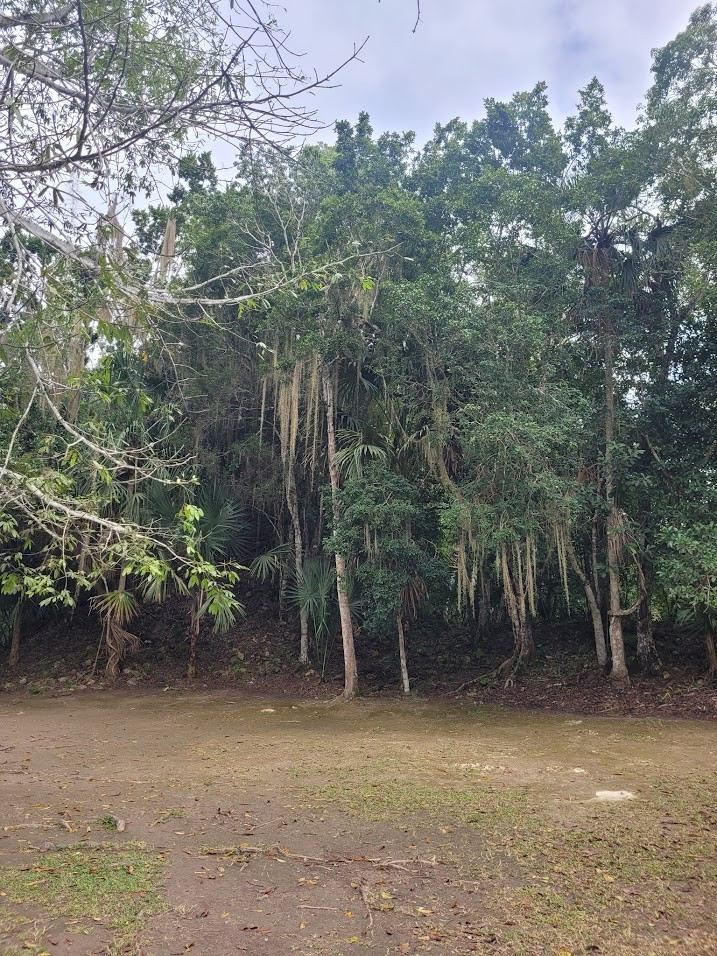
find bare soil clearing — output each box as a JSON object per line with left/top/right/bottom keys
{"left": 1, "top": 692, "right": 716, "bottom": 955}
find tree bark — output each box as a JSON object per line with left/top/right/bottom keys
{"left": 476, "top": 567, "right": 490, "bottom": 642}
{"left": 706, "top": 628, "right": 717, "bottom": 679}
{"left": 286, "top": 467, "right": 309, "bottom": 664}
{"left": 636, "top": 564, "right": 662, "bottom": 675}
{"left": 187, "top": 589, "right": 202, "bottom": 679}
{"left": 8, "top": 600, "right": 22, "bottom": 668}
{"left": 604, "top": 328, "right": 629, "bottom": 686}
{"left": 397, "top": 614, "right": 410, "bottom": 694}
{"left": 566, "top": 537, "right": 607, "bottom": 668}
{"left": 321, "top": 364, "right": 359, "bottom": 699}
{"left": 498, "top": 547, "right": 534, "bottom": 686}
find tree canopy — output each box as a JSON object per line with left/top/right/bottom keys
{"left": 3, "top": 2, "right": 717, "bottom": 696}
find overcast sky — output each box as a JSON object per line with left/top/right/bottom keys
{"left": 275, "top": 0, "right": 699, "bottom": 144}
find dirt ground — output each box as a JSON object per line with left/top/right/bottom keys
{"left": 1, "top": 691, "right": 716, "bottom": 956}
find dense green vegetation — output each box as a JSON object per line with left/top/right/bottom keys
{"left": 3, "top": 2, "right": 717, "bottom": 697}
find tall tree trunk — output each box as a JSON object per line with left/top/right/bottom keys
{"left": 634, "top": 483, "right": 662, "bottom": 675}
{"left": 566, "top": 537, "right": 607, "bottom": 668}
{"left": 321, "top": 364, "right": 359, "bottom": 699}
{"left": 706, "top": 627, "right": 717, "bottom": 679}
{"left": 476, "top": 567, "right": 490, "bottom": 643}
{"left": 498, "top": 546, "right": 534, "bottom": 686}
{"left": 286, "top": 468, "right": 309, "bottom": 664}
{"left": 397, "top": 614, "right": 410, "bottom": 694}
{"left": 636, "top": 563, "right": 662, "bottom": 675}
{"left": 278, "top": 558, "right": 289, "bottom": 622}
{"left": 604, "top": 328, "right": 629, "bottom": 686}
{"left": 8, "top": 599, "right": 22, "bottom": 668}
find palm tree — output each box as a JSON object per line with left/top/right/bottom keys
{"left": 184, "top": 487, "right": 248, "bottom": 678}
{"left": 144, "top": 483, "right": 248, "bottom": 677}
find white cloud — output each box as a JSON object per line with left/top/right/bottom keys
{"left": 277, "top": 0, "right": 699, "bottom": 141}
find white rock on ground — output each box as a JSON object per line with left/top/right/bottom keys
{"left": 591, "top": 790, "right": 636, "bottom": 801}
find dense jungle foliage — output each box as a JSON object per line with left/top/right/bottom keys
{"left": 3, "top": 2, "right": 717, "bottom": 698}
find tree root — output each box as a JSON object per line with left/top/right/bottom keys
{"left": 204, "top": 843, "right": 440, "bottom": 874}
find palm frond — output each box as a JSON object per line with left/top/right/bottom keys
{"left": 251, "top": 543, "right": 292, "bottom": 582}
{"left": 334, "top": 428, "right": 389, "bottom": 479}
{"left": 90, "top": 588, "right": 139, "bottom": 627}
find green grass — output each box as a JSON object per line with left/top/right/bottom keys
{"left": 470, "top": 775, "right": 717, "bottom": 956}
{"left": 307, "top": 764, "right": 717, "bottom": 956}
{"left": 308, "top": 777, "right": 529, "bottom": 823}
{"left": 0, "top": 842, "right": 166, "bottom": 953}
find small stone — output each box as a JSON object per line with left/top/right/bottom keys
{"left": 36, "top": 841, "right": 58, "bottom": 853}
{"left": 591, "top": 790, "right": 636, "bottom": 802}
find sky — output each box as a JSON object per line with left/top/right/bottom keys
{"left": 273, "top": 0, "right": 699, "bottom": 144}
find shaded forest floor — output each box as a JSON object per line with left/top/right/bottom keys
{"left": 1, "top": 693, "right": 716, "bottom": 956}
{"left": 2, "top": 586, "right": 716, "bottom": 720}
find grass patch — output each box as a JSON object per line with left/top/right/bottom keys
{"left": 0, "top": 842, "right": 166, "bottom": 952}
{"left": 307, "top": 771, "right": 529, "bottom": 824}
{"left": 474, "top": 775, "right": 717, "bottom": 956}
{"left": 308, "top": 765, "right": 717, "bottom": 955}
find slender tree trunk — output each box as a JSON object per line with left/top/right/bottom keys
{"left": 706, "top": 627, "right": 717, "bottom": 679}
{"left": 286, "top": 469, "right": 309, "bottom": 664}
{"left": 476, "top": 567, "right": 490, "bottom": 642}
{"left": 278, "top": 560, "right": 289, "bottom": 621}
{"left": 591, "top": 508, "right": 601, "bottom": 601}
{"left": 8, "top": 599, "right": 22, "bottom": 668}
{"left": 298, "top": 609, "right": 310, "bottom": 665}
{"left": 634, "top": 483, "right": 662, "bottom": 675}
{"left": 566, "top": 537, "right": 607, "bottom": 668}
{"left": 397, "top": 614, "right": 410, "bottom": 694}
{"left": 187, "top": 590, "right": 202, "bottom": 679}
{"left": 498, "top": 547, "right": 534, "bottom": 685}
{"left": 636, "top": 564, "right": 662, "bottom": 675}
{"left": 604, "top": 328, "right": 629, "bottom": 686}
{"left": 321, "top": 365, "right": 359, "bottom": 699}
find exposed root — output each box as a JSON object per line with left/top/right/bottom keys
{"left": 359, "top": 882, "right": 375, "bottom": 930}
{"left": 201, "top": 843, "right": 440, "bottom": 874}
